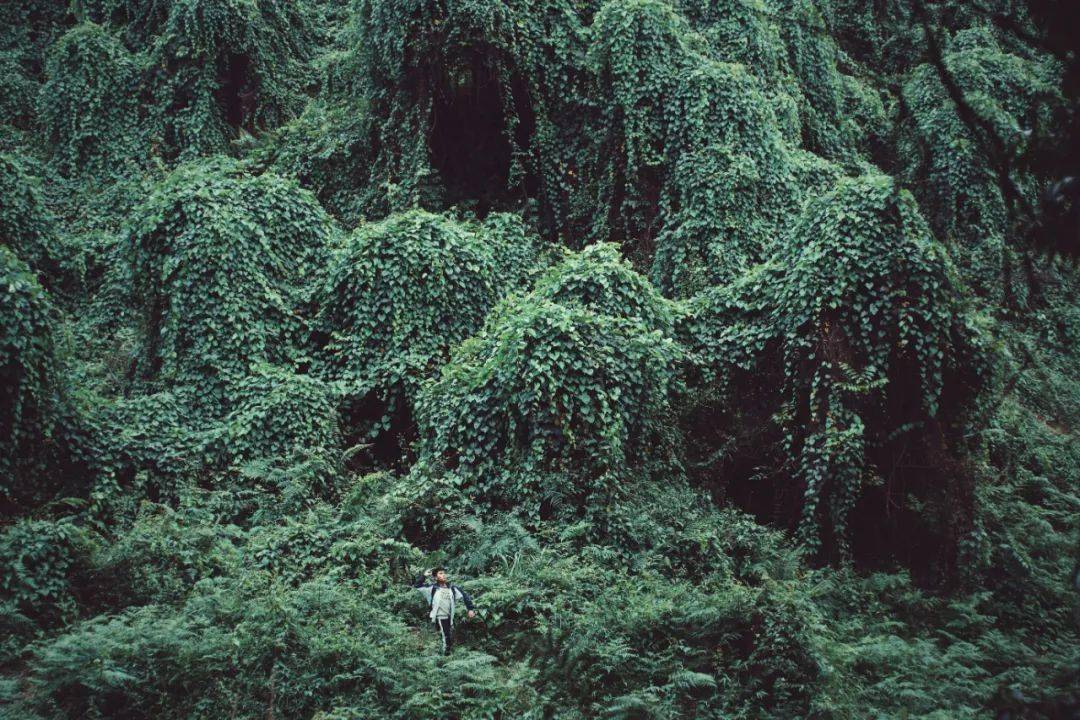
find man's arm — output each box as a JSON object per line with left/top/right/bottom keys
{"left": 457, "top": 586, "right": 475, "bottom": 611}
{"left": 412, "top": 569, "right": 434, "bottom": 602}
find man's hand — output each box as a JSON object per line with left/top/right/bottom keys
{"left": 467, "top": 610, "right": 476, "bottom": 619}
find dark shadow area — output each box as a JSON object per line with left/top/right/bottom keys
{"left": 684, "top": 347, "right": 979, "bottom": 588}
{"left": 428, "top": 48, "right": 537, "bottom": 216}
{"left": 683, "top": 364, "right": 799, "bottom": 532}
{"left": 217, "top": 52, "right": 256, "bottom": 130}
{"left": 848, "top": 350, "right": 980, "bottom": 588}
{"left": 341, "top": 386, "right": 417, "bottom": 474}
{"left": 508, "top": 69, "right": 540, "bottom": 197}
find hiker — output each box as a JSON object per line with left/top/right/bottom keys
{"left": 411, "top": 567, "right": 476, "bottom": 655}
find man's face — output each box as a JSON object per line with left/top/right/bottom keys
{"left": 435, "top": 570, "right": 448, "bottom": 584}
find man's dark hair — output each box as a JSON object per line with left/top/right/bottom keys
{"left": 432, "top": 566, "right": 446, "bottom": 575}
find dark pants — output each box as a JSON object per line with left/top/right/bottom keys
{"left": 436, "top": 617, "right": 454, "bottom": 654}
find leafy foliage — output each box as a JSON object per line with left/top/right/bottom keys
{"left": 407, "top": 245, "right": 684, "bottom": 539}
{"left": 310, "top": 208, "right": 537, "bottom": 452}
{"left": 0, "top": 246, "right": 68, "bottom": 511}
{"left": 126, "top": 156, "right": 335, "bottom": 398}
{"left": 0, "top": 518, "right": 90, "bottom": 661}
{"left": 0, "top": 0, "right": 1077, "bottom": 718}
{"left": 38, "top": 23, "right": 141, "bottom": 176}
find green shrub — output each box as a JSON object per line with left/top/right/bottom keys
{"left": 0, "top": 246, "right": 66, "bottom": 511}
{"left": 406, "top": 247, "right": 685, "bottom": 537}
{"left": 23, "top": 574, "right": 421, "bottom": 719}
{"left": 126, "top": 157, "right": 336, "bottom": 397}
{"left": 38, "top": 23, "right": 142, "bottom": 176}
{"left": 310, "top": 209, "right": 536, "bottom": 451}
{"left": 0, "top": 518, "right": 90, "bottom": 657}
{"left": 679, "top": 174, "right": 991, "bottom": 565}
{"left": 87, "top": 501, "right": 242, "bottom": 609}
{"left": 0, "top": 52, "right": 36, "bottom": 138}
{"left": 531, "top": 242, "right": 675, "bottom": 332}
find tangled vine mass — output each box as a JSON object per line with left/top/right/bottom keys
{"left": 1, "top": 0, "right": 1077, "bottom": 718}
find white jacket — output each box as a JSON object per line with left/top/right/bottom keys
{"left": 412, "top": 577, "right": 475, "bottom": 626}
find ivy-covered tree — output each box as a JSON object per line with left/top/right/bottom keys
{"left": 338, "top": 0, "right": 592, "bottom": 224}
{"left": 38, "top": 22, "right": 142, "bottom": 176}
{"left": 310, "top": 209, "right": 536, "bottom": 464}
{"left": 774, "top": 174, "right": 987, "bottom": 561}
{"left": 0, "top": 152, "right": 64, "bottom": 288}
{"left": 406, "top": 245, "right": 685, "bottom": 542}
{"left": 119, "top": 0, "right": 315, "bottom": 158}
{"left": 680, "top": 173, "right": 991, "bottom": 573}
{"left": 125, "top": 157, "right": 336, "bottom": 401}
{"left": 0, "top": 247, "right": 66, "bottom": 513}
{"left": 899, "top": 25, "right": 1063, "bottom": 304}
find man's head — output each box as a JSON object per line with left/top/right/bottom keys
{"left": 433, "top": 567, "right": 448, "bottom": 584}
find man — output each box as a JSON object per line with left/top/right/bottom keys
{"left": 411, "top": 567, "right": 476, "bottom": 655}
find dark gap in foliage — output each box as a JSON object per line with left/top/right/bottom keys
{"left": 428, "top": 47, "right": 515, "bottom": 217}
{"left": 852, "top": 351, "right": 942, "bottom": 579}
{"left": 849, "top": 342, "right": 980, "bottom": 586}
{"left": 684, "top": 333, "right": 982, "bottom": 587}
{"left": 630, "top": 163, "right": 664, "bottom": 262}
{"left": 509, "top": 69, "right": 540, "bottom": 197}
{"left": 683, "top": 367, "right": 799, "bottom": 534}
{"left": 853, "top": 418, "right": 976, "bottom": 588}
{"left": 341, "top": 388, "right": 416, "bottom": 473}
{"left": 160, "top": 88, "right": 191, "bottom": 159}
{"left": 24, "top": 8, "right": 66, "bottom": 78}
{"left": 597, "top": 113, "right": 664, "bottom": 262}
{"left": 722, "top": 462, "right": 803, "bottom": 538}
{"left": 537, "top": 495, "right": 556, "bottom": 521}
{"left": 1024, "top": 1, "right": 1080, "bottom": 259}
{"left": 218, "top": 52, "right": 256, "bottom": 130}
{"left": 133, "top": 291, "right": 166, "bottom": 383}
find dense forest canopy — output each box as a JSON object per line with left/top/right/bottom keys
{"left": 1, "top": 0, "right": 1078, "bottom": 717}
